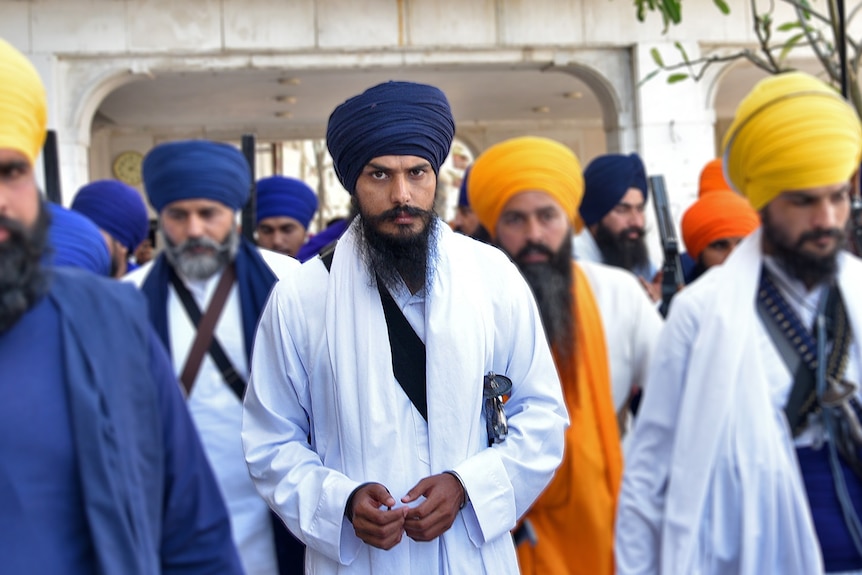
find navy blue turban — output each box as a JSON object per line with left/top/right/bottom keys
{"left": 326, "top": 81, "right": 456, "bottom": 194}
{"left": 580, "top": 153, "right": 649, "bottom": 227}
{"left": 143, "top": 140, "right": 250, "bottom": 212}
{"left": 255, "top": 176, "right": 319, "bottom": 229}
{"left": 71, "top": 180, "right": 149, "bottom": 252}
{"left": 46, "top": 202, "right": 111, "bottom": 276}
{"left": 458, "top": 166, "right": 472, "bottom": 207}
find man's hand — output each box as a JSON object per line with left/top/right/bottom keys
{"left": 402, "top": 473, "right": 465, "bottom": 542}
{"left": 348, "top": 483, "right": 408, "bottom": 550}
{"left": 639, "top": 270, "right": 663, "bottom": 303}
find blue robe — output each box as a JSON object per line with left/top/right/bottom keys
{"left": 0, "top": 267, "right": 243, "bottom": 574}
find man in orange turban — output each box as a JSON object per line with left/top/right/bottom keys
{"left": 617, "top": 71, "right": 862, "bottom": 574}
{"left": 681, "top": 177, "right": 760, "bottom": 282}
{"left": 469, "top": 136, "right": 662, "bottom": 575}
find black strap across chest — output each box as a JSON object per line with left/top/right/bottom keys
{"left": 169, "top": 266, "right": 245, "bottom": 400}
{"left": 320, "top": 246, "right": 427, "bottom": 420}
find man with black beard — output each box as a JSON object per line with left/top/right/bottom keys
{"left": 124, "top": 140, "right": 301, "bottom": 575}
{"left": 0, "top": 38, "right": 243, "bottom": 574}
{"left": 575, "top": 152, "right": 661, "bottom": 301}
{"left": 617, "top": 72, "right": 862, "bottom": 575}
{"left": 242, "top": 81, "right": 567, "bottom": 575}
{"left": 467, "top": 136, "right": 661, "bottom": 575}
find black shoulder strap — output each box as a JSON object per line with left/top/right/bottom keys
{"left": 377, "top": 279, "right": 428, "bottom": 420}
{"left": 169, "top": 267, "right": 246, "bottom": 400}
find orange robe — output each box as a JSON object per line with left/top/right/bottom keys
{"left": 516, "top": 262, "right": 622, "bottom": 575}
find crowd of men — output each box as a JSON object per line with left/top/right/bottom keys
{"left": 2, "top": 31, "right": 862, "bottom": 575}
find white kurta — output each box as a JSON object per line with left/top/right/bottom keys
{"left": 126, "top": 249, "right": 298, "bottom": 575}
{"left": 580, "top": 260, "right": 663, "bottom": 412}
{"left": 615, "top": 228, "right": 862, "bottom": 575}
{"left": 242, "top": 221, "right": 568, "bottom": 575}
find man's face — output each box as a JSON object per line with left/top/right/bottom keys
{"left": 354, "top": 155, "right": 437, "bottom": 239}
{"left": 0, "top": 149, "right": 39, "bottom": 240}
{"left": 160, "top": 198, "right": 237, "bottom": 280}
{"left": 453, "top": 205, "right": 481, "bottom": 237}
{"left": 761, "top": 182, "right": 850, "bottom": 286}
{"left": 597, "top": 187, "right": 646, "bottom": 237}
{"left": 256, "top": 215, "right": 307, "bottom": 258}
{"left": 700, "top": 236, "right": 744, "bottom": 269}
{"left": 0, "top": 148, "right": 48, "bottom": 332}
{"left": 494, "top": 191, "right": 570, "bottom": 264}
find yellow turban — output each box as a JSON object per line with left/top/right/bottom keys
{"left": 722, "top": 71, "right": 862, "bottom": 210}
{"left": 468, "top": 136, "right": 584, "bottom": 234}
{"left": 0, "top": 38, "right": 47, "bottom": 166}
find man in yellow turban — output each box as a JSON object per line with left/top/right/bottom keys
{"left": 617, "top": 71, "right": 862, "bottom": 574}
{"left": 0, "top": 37, "right": 244, "bottom": 573}
{"left": 469, "top": 136, "right": 662, "bottom": 575}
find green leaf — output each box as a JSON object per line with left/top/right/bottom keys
{"left": 674, "top": 41, "right": 691, "bottom": 64}
{"left": 667, "top": 73, "right": 690, "bottom": 83}
{"left": 663, "top": 0, "right": 682, "bottom": 24}
{"left": 777, "top": 21, "right": 801, "bottom": 32}
{"left": 778, "top": 32, "right": 807, "bottom": 63}
{"left": 638, "top": 69, "right": 662, "bottom": 86}
{"left": 712, "top": 0, "right": 731, "bottom": 15}
{"left": 650, "top": 47, "right": 665, "bottom": 67}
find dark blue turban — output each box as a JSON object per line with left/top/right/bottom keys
{"left": 580, "top": 153, "right": 649, "bottom": 227}
{"left": 458, "top": 166, "right": 472, "bottom": 207}
{"left": 71, "top": 179, "right": 149, "bottom": 252}
{"left": 143, "top": 140, "right": 250, "bottom": 212}
{"left": 255, "top": 176, "right": 319, "bottom": 229}
{"left": 326, "top": 81, "right": 456, "bottom": 195}
{"left": 46, "top": 202, "right": 111, "bottom": 276}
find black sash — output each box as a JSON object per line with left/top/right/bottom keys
{"left": 169, "top": 267, "right": 245, "bottom": 401}
{"left": 320, "top": 246, "right": 428, "bottom": 420}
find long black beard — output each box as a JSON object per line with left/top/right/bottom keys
{"left": 762, "top": 208, "right": 845, "bottom": 287}
{"left": 354, "top": 197, "right": 438, "bottom": 293}
{"left": 0, "top": 204, "right": 50, "bottom": 333}
{"left": 508, "top": 234, "right": 575, "bottom": 361}
{"left": 593, "top": 222, "right": 651, "bottom": 273}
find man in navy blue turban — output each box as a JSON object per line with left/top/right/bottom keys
{"left": 243, "top": 81, "right": 567, "bottom": 574}
{"left": 71, "top": 179, "right": 149, "bottom": 277}
{"left": 46, "top": 202, "right": 111, "bottom": 276}
{"left": 0, "top": 40, "right": 242, "bottom": 574}
{"left": 575, "top": 152, "right": 659, "bottom": 299}
{"left": 124, "top": 139, "right": 302, "bottom": 575}
{"left": 255, "top": 175, "right": 318, "bottom": 258}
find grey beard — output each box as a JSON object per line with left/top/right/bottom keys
{"left": 0, "top": 204, "right": 50, "bottom": 333}
{"left": 164, "top": 227, "right": 239, "bottom": 281}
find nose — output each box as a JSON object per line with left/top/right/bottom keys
{"left": 525, "top": 216, "right": 544, "bottom": 244}
{"left": 813, "top": 199, "right": 839, "bottom": 230}
{"left": 390, "top": 174, "right": 411, "bottom": 205}
{"left": 186, "top": 213, "right": 205, "bottom": 238}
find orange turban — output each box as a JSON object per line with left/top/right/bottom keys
{"left": 681, "top": 190, "right": 760, "bottom": 260}
{"left": 0, "top": 38, "right": 47, "bottom": 165}
{"left": 698, "top": 158, "right": 731, "bottom": 196}
{"left": 722, "top": 72, "right": 862, "bottom": 210}
{"left": 467, "top": 136, "right": 584, "bottom": 234}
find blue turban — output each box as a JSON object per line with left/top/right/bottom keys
{"left": 46, "top": 202, "right": 111, "bottom": 276}
{"left": 580, "top": 153, "right": 649, "bottom": 227}
{"left": 255, "top": 176, "right": 319, "bottom": 229}
{"left": 326, "top": 81, "right": 456, "bottom": 194}
{"left": 71, "top": 179, "right": 149, "bottom": 252}
{"left": 143, "top": 140, "right": 250, "bottom": 212}
{"left": 458, "top": 166, "right": 472, "bottom": 207}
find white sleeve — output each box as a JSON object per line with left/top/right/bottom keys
{"left": 242, "top": 279, "right": 361, "bottom": 565}
{"left": 615, "top": 290, "right": 697, "bottom": 575}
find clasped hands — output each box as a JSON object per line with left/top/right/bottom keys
{"left": 347, "top": 472, "right": 466, "bottom": 550}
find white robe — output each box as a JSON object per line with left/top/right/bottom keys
{"left": 242, "top": 221, "right": 567, "bottom": 574}
{"left": 615, "top": 228, "right": 862, "bottom": 575}
{"left": 580, "top": 261, "right": 663, "bottom": 412}
{"left": 125, "top": 249, "right": 298, "bottom": 575}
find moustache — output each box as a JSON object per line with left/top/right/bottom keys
{"left": 368, "top": 205, "right": 433, "bottom": 225}
{"left": 516, "top": 242, "right": 555, "bottom": 261}
{"left": 618, "top": 226, "right": 645, "bottom": 241}
{"left": 176, "top": 236, "right": 221, "bottom": 255}
{"left": 797, "top": 228, "right": 844, "bottom": 247}
{"left": 0, "top": 216, "right": 29, "bottom": 243}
